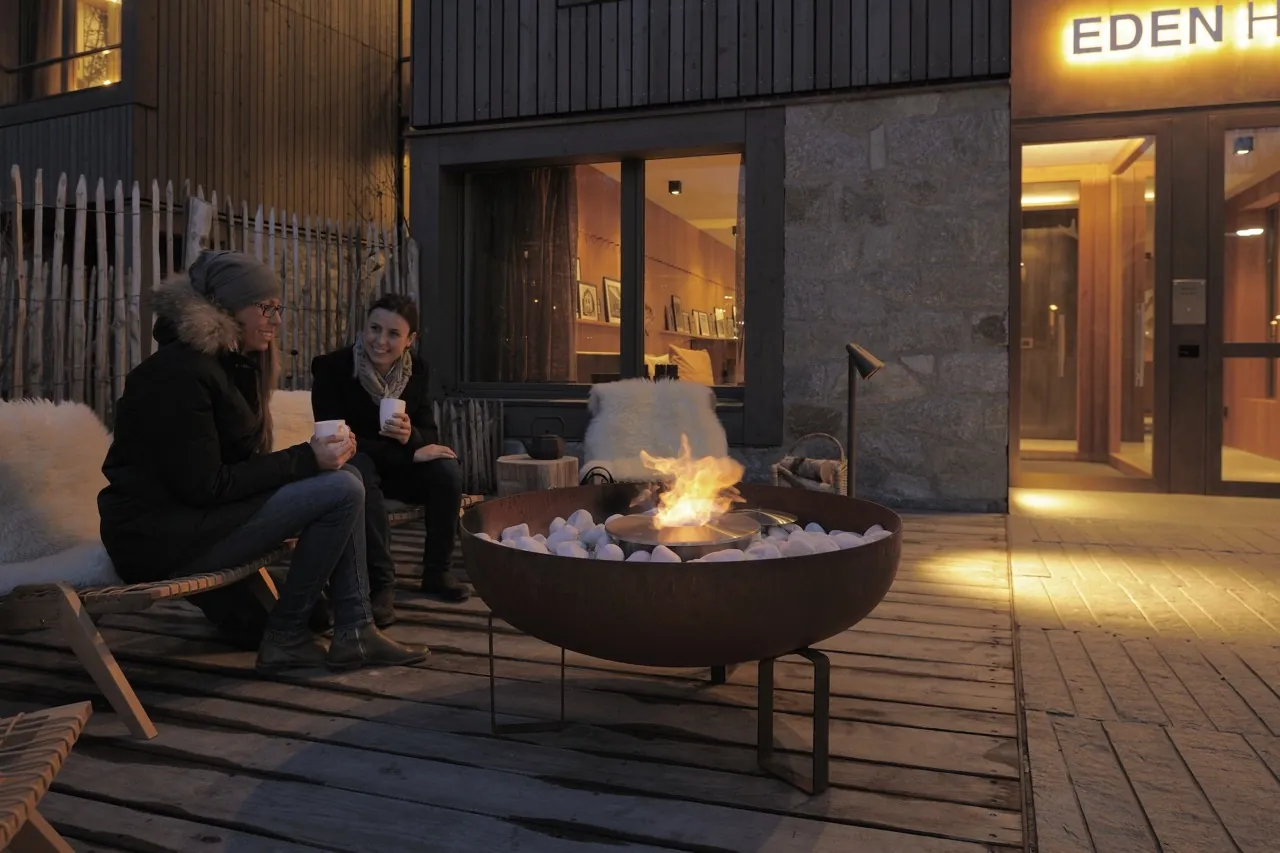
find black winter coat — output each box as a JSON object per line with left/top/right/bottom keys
{"left": 98, "top": 277, "right": 320, "bottom": 583}
{"left": 310, "top": 346, "right": 439, "bottom": 474}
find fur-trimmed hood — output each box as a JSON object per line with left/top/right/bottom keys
{"left": 151, "top": 276, "right": 241, "bottom": 355}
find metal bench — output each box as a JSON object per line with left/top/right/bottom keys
{"left": 0, "top": 702, "right": 92, "bottom": 853}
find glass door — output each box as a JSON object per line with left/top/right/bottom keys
{"left": 1014, "top": 131, "right": 1166, "bottom": 490}
{"left": 1211, "top": 118, "right": 1280, "bottom": 496}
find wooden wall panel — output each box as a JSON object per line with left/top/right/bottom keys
{"left": 411, "top": 0, "right": 1012, "bottom": 129}
{"left": 0, "top": 107, "right": 136, "bottom": 205}
{"left": 139, "top": 0, "right": 399, "bottom": 223}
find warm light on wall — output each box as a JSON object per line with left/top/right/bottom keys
{"left": 1062, "top": 3, "right": 1279, "bottom": 66}
{"left": 1237, "top": 227, "right": 1266, "bottom": 236}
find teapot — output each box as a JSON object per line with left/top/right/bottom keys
{"left": 524, "top": 416, "right": 566, "bottom": 461}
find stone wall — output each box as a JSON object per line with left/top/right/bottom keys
{"left": 780, "top": 84, "right": 1011, "bottom": 512}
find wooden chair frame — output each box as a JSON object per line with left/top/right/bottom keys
{"left": 0, "top": 504, "right": 428, "bottom": 742}
{"left": 0, "top": 702, "right": 92, "bottom": 853}
{"left": 0, "top": 546, "right": 291, "bottom": 741}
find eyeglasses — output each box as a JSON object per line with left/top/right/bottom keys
{"left": 254, "top": 302, "right": 285, "bottom": 320}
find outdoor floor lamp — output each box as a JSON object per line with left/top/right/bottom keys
{"left": 846, "top": 343, "right": 884, "bottom": 497}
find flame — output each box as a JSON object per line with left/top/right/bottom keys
{"left": 640, "top": 435, "right": 744, "bottom": 528}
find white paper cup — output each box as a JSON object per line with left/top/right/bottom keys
{"left": 379, "top": 397, "right": 407, "bottom": 424}
{"left": 314, "top": 419, "right": 348, "bottom": 439}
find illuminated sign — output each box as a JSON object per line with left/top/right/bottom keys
{"left": 1065, "top": 3, "right": 1280, "bottom": 63}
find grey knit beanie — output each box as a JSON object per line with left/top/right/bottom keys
{"left": 188, "top": 250, "right": 281, "bottom": 314}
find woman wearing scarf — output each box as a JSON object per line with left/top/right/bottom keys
{"left": 99, "top": 251, "right": 428, "bottom": 675}
{"left": 311, "top": 293, "right": 468, "bottom": 628}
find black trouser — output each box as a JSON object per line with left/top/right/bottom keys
{"left": 347, "top": 452, "right": 464, "bottom": 590}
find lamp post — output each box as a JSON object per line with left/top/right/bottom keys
{"left": 845, "top": 343, "right": 884, "bottom": 497}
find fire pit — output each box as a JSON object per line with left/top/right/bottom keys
{"left": 460, "top": 482, "right": 901, "bottom": 667}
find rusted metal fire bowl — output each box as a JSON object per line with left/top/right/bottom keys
{"left": 460, "top": 483, "right": 902, "bottom": 668}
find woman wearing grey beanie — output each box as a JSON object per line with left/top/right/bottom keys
{"left": 98, "top": 250, "right": 428, "bottom": 675}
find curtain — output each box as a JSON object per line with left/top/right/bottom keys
{"left": 466, "top": 166, "right": 578, "bottom": 383}
{"left": 15, "top": 0, "right": 64, "bottom": 100}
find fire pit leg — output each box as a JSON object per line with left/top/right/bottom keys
{"left": 487, "top": 612, "right": 569, "bottom": 735}
{"left": 710, "top": 665, "right": 727, "bottom": 685}
{"left": 756, "top": 648, "right": 831, "bottom": 796}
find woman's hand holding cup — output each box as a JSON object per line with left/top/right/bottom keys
{"left": 378, "top": 398, "right": 410, "bottom": 444}
{"left": 311, "top": 420, "right": 357, "bottom": 470}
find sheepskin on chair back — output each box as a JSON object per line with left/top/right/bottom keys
{"left": 0, "top": 400, "right": 112, "bottom": 565}
{"left": 270, "top": 390, "right": 316, "bottom": 450}
{"left": 583, "top": 378, "right": 728, "bottom": 481}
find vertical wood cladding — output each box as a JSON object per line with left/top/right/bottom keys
{"left": 412, "top": 0, "right": 1011, "bottom": 128}
{"left": 144, "top": 0, "right": 400, "bottom": 223}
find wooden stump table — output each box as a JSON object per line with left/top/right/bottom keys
{"left": 496, "top": 455, "right": 579, "bottom": 497}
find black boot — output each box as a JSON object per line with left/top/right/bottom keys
{"left": 421, "top": 569, "right": 471, "bottom": 603}
{"left": 256, "top": 630, "right": 329, "bottom": 676}
{"left": 326, "top": 624, "right": 429, "bottom": 671}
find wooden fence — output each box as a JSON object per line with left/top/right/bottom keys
{"left": 0, "top": 165, "right": 419, "bottom": 423}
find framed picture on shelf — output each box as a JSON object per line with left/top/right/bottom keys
{"left": 578, "top": 282, "right": 600, "bottom": 321}
{"left": 670, "top": 294, "right": 682, "bottom": 326}
{"left": 695, "top": 311, "right": 712, "bottom": 338}
{"left": 713, "top": 307, "right": 728, "bottom": 338}
{"left": 603, "top": 277, "right": 622, "bottom": 324}
{"left": 677, "top": 311, "right": 691, "bottom": 333}
{"left": 730, "top": 303, "right": 739, "bottom": 335}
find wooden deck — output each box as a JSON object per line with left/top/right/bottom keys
{"left": 0, "top": 514, "right": 1020, "bottom": 853}
{"left": 1010, "top": 492, "right": 1280, "bottom": 853}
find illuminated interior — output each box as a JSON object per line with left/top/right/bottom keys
{"left": 1017, "top": 137, "right": 1157, "bottom": 481}
{"left": 1221, "top": 126, "right": 1280, "bottom": 483}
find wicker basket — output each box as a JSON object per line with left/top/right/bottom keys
{"left": 770, "top": 433, "right": 849, "bottom": 497}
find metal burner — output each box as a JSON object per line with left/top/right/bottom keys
{"left": 605, "top": 512, "right": 761, "bottom": 561}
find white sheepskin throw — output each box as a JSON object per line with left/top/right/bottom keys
{"left": 0, "top": 400, "right": 122, "bottom": 594}
{"left": 270, "top": 389, "right": 316, "bottom": 451}
{"left": 583, "top": 379, "right": 729, "bottom": 481}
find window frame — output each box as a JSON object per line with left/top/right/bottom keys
{"left": 0, "top": 0, "right": 134, "bottom": 122}
{"left": 409, "top": 106, "right": 784, "bottom": 446}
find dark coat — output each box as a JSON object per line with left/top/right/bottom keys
{"left": 310, "top": 346, "right": 439, "bottom": 474}
{"left": 98, "top": 277, "right": 320, "bottom": 583}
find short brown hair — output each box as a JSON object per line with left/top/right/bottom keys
{"left": 368, "top": 293, "right": 419, "bottom": 335}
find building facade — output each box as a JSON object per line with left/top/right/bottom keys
{"left": 1, "top": 0, "right": 404, "bottom": 222}
{"left": 408, "top": 0, "right": 1014, "bottom": 511}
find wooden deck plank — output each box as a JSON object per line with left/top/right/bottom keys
{"left": 1169, "top": 727, "right": 1280, "bottom": 853}
{"left": 42, "top": 791, "right": 330, "bottom": 853}
{"left": 1022, "top": 712, "right": 1092, "bottom": 853}
{"left": 0, "top": 650, "right": 1024, "bottom": 812}
{"left": 87, "top": 614, "right": 1019, "bottom": 735}
{"left": 1118, "top": 639, "right": 1214, "bottom": 730}
{"left": 0, "top": 513, "right": 1022, "bottom": 852}
{"left": 1103, "top": 721, "right": 1240, "bottom": 853}
{"left": 1045, "top": 630, "right": 1117, "bottom": 721}
{"left": 1153, "top": 640, "right": 1268, "bottom": 735}
{"left": 1052, "top": 717, "right": 1159, "bottom": 853}
{"left": 54, "top": 750, "right": 679, "bottom": 853}
{"left": 1077, "top": 633, "right": 1168, "bottom": 725}
{"left": 1016, "top": 628, "right": 1075, "bottom": 716}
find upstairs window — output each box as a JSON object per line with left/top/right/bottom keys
{"left": 0, "top": 0, "right": 123, "bottom": 108}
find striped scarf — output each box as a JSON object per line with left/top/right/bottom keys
{"left": 352, "top": 338, "right": 412, "bottom": 405}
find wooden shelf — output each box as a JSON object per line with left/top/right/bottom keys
{"left": 575, "top": 318, "right": 620, "bottom": 328}
{"left": 660, "top": 330, "right": 738, "bottom": 342}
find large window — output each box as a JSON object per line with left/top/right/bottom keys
{"left": 0, "top": 0, "right": 123, "bottom": 108}
{"left": 462, "top": 155, "right": 745, "bottom": 386}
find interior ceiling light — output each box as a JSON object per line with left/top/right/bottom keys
{"left": 1234, "top": 136, "right": 1254, "bottom": 155}
{"left": 668, "top": 180, "right": 682, "bottom": 195}
{"left": 1236, "top": 227, "right": 1265, "bottom": 237}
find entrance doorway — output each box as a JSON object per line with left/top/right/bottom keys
{"left": 1211, "top": 118, "right": 1280, "bottom": 496}
{"left": 1014, "top": 134, "right": 1163, "bottom": 489}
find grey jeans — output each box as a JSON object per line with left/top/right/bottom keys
{"left": 180, "top": 467, "right": 373, "bottom": 637}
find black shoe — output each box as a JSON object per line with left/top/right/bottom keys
{"left": 371, "top": 586, "right": 398, "bottom": 628}
{"left": 326, "top": 624, "right": 429, "bottom": 671}
{"left": 420, "top": 570, "right": 471, "bottom": 603}
{"left": 256, "top": 631, "right": 330, "bottom": 676}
